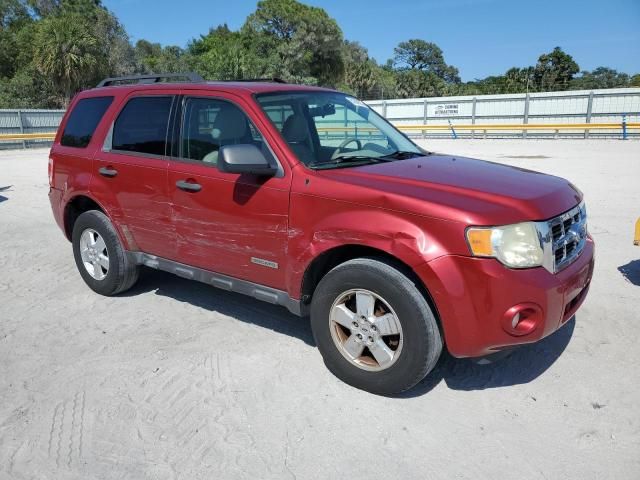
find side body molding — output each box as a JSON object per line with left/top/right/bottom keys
{"left": 128, "top": 252, "right": 307, "bottom": 316}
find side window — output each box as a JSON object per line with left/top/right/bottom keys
{"left": 112, "top": 96, "right": 173, "bottom": 156}
{"left": 180, "top": 97, "right": 268, "bottom": 165}
{"left": 61, "top": 96, "right": 113, "bottom": 148}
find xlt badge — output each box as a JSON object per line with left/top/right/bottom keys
{"left": 251, "top": 257, "right": 279, "bottom": 269}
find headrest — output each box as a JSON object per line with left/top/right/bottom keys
{"left": 282, "top": 114, "right": 309, "bottom": 143}
{"left": 211, "top": 105, "right": 248, "bottom": 141}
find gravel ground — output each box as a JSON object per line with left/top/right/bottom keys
{"left": 0, "top": 140, "right": 639, "bottom": 480}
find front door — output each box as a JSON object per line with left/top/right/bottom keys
{"left": 167, "top": 92, "right": 291, "bottom": 290}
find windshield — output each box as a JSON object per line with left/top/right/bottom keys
{"left": 255, "top": 91, "right": 423, "bottom": 168}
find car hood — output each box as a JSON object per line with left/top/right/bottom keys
{"left": 316, "top": 154, "right": 582, "bottom": 225}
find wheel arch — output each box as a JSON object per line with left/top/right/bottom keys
{"left": 63, "top": 194, "right": 117, "bottom": 243}
{"left": 300, "top": 244, "right": 442, "bottom": 331}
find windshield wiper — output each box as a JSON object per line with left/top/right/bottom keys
{"left": 309, "top": 155, "right": 392, "bottom": 169}
{"left": 379, "top": 150, "right": 425, "bottom": 160}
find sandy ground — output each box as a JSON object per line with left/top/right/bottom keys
{"left": 0, "top": 140, "right": 639, "bottom": 480}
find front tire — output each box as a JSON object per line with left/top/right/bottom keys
{"left": 310, "top": 258, "right": 442, "bottom": 395}
{"left": 72, "top": 210, "right": 139, "bottom": 295}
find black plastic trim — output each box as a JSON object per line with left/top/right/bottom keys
{"left": 97, "top": 72, "right": 203, "bottom": 88}
{"left": 128, "top": 252, "right": 307, "bottom": 316}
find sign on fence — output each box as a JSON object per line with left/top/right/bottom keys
{"left": 434, "top": 104, "right": 460, "bottom": 116}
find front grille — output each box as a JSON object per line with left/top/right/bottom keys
{"left": 545, "top": 202, "right": 587, "bottom": 273}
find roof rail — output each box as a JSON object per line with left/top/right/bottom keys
{"left": 97, "top": 72, "right": 204, "bottom": 88}
{"left": 232, "top": 78, "right": 287, "bottom": 84}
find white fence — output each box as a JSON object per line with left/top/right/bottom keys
{"left": 368, "top": 87, "right": 640, "bottom": 138}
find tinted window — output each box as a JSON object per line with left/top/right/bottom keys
{"left": 61, "top": 96, "right": 113, "bottom": 148}
{"left": 181, "top": 97, "right": 269, "bottom": 165}
{"left": 112, "top": 96, "right": 173, "bottom": 156}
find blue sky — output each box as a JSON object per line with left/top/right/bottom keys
{"left": 103, "top": 0, "right": 640, "bottom": 81}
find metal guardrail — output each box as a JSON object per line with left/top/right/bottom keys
{"left": 0, "top": 132, "right": 56, "bottom": 140}
{"left": 397, "top": 121, "right": 640, "bottom": 140}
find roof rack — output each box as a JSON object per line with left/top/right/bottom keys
{"left": 232, "top": 78, "right": 287, "bottom": 84}
{"left": 97, "top": 72, "right": 204, "bottom": 88}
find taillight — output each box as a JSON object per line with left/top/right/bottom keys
{"left": 48, "top": 156, "right": 54, "bottom": 186}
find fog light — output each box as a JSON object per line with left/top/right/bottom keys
{"left": 501, "top": 303, "right": 543, "bottom": 336}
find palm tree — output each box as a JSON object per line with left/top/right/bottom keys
{"left": 33, "top": 14, "right": 99, "bottom": 106}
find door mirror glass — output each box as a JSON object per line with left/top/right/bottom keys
{"left": 218, "top": 144, "right": 277, "bottom": 176}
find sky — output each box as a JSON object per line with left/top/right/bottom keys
{"left": 102, "top": 0, "right": 640, "bottom": 81}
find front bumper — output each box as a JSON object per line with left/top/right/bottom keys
{"left": 416, "top": 237, "right": 595, "bottom": 358}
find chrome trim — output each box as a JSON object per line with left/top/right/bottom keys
{"left": 128, "top": 252, "right": 306, "bottom": 316}
{"left": 536, "top": 201, "right": 587, "bottom": 274}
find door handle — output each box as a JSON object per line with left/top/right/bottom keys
{"left": 98, "top": 166, "right": 118, "bottom": 178}
{"left": 176, "top": 180, "right": 202, "bottom": 192}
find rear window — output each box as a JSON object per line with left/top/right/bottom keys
{"left": 112, "top": 96, "right": 173, "bottom": 156}
{"left": 61, "top": 96, "right": 113, "bottom": 148}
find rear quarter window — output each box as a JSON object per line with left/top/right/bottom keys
{"left": 61, "top": 96, "right": 114, "bottom": 148}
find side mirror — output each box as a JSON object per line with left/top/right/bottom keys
{"left": 218, "top": 144, "right": 277, "bottom": 176}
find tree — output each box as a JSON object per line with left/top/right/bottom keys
{"left": 0, "top": 0, "right": 33, "bottom": 78}
{"left": 93, "top": 6, "right": 136, "bottom": 76}
{"left": 395, "top": 69, "right": 447, "bottom": 98}
{"left": 631, "top": 74, "right": 640, "bottom": 87}
{"left": 342, "top": 40, "right": 369, "bottom": 65}
{"left": 339, "top": 40, "right": 379, "bottom": 98}
{"left": 188, "top": 25, "right": 259, "bottom": 80}
{"left": 243, "top": 0, "right": 344, "bottom": 85}
{"left": 571, "top": 67, "right": 630, "bottom": 90}
{"left": 533, "top": 46, "right": 579, "bottom": 91}
{"left": 344, "top": 60, "right": 378, "bottom": 98}
{"left": 392, "top": 39, "right": 460, "bottom": 83}
{"left": 33, "top": 13, "right": 100, "bottom": 105}
{"left": 0, "top": 65, "right": 56, "bottom": 107}
{"left": 503, "top": 66, "right": 534, "bottom": 93}
{"left": 134, "top": 40, "right": 189, "bottom": 74}
{"left": 1, "top": 0, "right": 30, "bottom": 28}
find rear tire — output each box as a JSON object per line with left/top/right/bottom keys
{"left": 310, "top": 257, "right": 442, "bottom": 395}
{"left": 72, "top": 210, "right": 139, "bottom": 295}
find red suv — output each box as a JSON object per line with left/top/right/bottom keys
{"left": 49, "top": 73, "right": 594, "bottom": 394}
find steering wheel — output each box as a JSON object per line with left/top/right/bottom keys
{"left": 331, "top": 137, "right": 362, "bottom": 160}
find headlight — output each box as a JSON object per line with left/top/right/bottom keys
{"left": 466, "top": 222, "right": 544, "bottom": 268}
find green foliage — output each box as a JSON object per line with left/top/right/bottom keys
{"left": 343, "top": 60, "right": 378, "bottom": 98}
{"left": 0, "top": 65, "right": 57, "bottom": 107}
{"left": 243, "top": 0, "right": 344, "bottom": 85}
{"left": 135, "top": 40, "right": 189, "bottom": 74}
{"left": 571, "top": 67, "right": 630, "bottom": 90}
{"left": 188, "top": 25, "right": 260, "bottom": 80}
{"left": 1, "top": 0, "right": 30, "bottom": 28}
{"left": 533, "top": 46, "right": 579, "bottom": 91}
{"left": 0, "top": 0, "right": 33, "bottom": 78}
{"left": 395, "top": 69, "right": 447, "bottom": 98}
{"left": 393, "top": 39, "right": 460, "bottom": 83}
{"left": 33, "top": 13, "right": 100, "bottom": 105}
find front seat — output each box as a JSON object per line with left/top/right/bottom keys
{"left": 281, "top": 114, "right": 315, "bottom": 164}
{"left": 203, "top": 105, "right": 250, "bottom": 165}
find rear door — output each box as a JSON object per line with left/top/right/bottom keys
{"left": 167, "top": 91, "right": 291, "bottom": 290}
{"left": 91, "top": 91, "right": 177, "bottom": 259}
